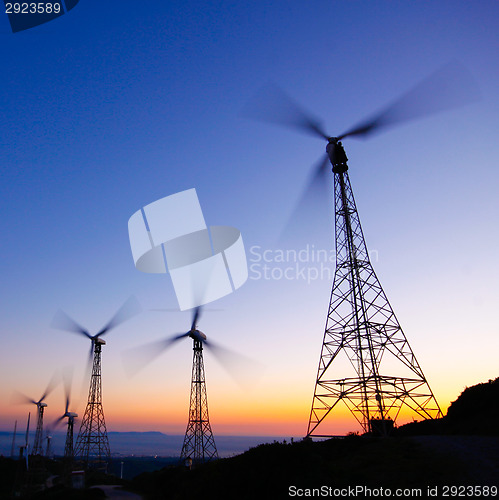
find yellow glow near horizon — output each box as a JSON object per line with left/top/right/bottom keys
{"left": 0, "top": 368, "right": 474, "bottom": 437}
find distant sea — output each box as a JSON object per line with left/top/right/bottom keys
{"left": 0, "top": 431, "right": 295, "bottom": 459}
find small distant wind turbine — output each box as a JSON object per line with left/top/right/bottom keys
{"left": 17, "top": 375, "right": 58, "bottom": 456}
{"left": 52, "top": 370, "right": 78, "bottom": 463}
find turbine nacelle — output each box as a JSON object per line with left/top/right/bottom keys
{"left": 124, "top": 304, "right": 258, "bottom": 384}
{"left": 243, "top": 62, "right": 479, "bottom": 226}
{"left": 52, "top": 296, "right": 141, "bottom": 380}
{"left": 326, "top": 138, "right": 348, "bottom": 173}
{"left": 189, "top": 329, "right": 207, "bottom": 343}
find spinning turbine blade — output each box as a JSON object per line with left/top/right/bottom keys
{"left": 150, "top": 307, "right": 224, "bottom": 312}
{"left": 51, "top": 309, "right": 92, "bottom": 338}
{"left": 191, "top": 306, "right": 202, "bottom": 331}
{"left": 84, "top": 340, "right": 94, "bottom": 382}
{"left": 242, "top": 83, "right": 330, "bottom": 140}
{"left": 53, "top": 414, "right": 66, "bottom": 428}
{"left": 279, "top": 154, "right": 330, "bottom": 244}
{"left": 52, "top": 368, "right": 74, "bottom": 428}
{"left": 96, "top": 295, "right": 142, "bottom": 336}
{"left": 338, "top": 60, "right": 480, "bottom": 140}
{"left": 123, "top": 332, "right": 189, "bottom": 376}
{"left": 39, "top": 372, "right": 59, "bottom": 402}
{"left": 62, "top": 367, "right": 73, "bottom": 414}
{"left": 203, "top": 338, "right": 262, "bottom": 388}
{"left": 13, "top": 372, "right": 60, "bottom": 406}
{"left": 12, "top": 392, "right": 37, "bottom": 406}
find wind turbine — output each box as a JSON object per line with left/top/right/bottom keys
{"left": 17, "top": 375, "right": 58, "bottom": 456}
{"left": 52, "top": 295, "right": 141, "bottom": 467}
{"left": 244, "top": 62, "right": 478, "bottom": 436}
{"left": 125, "top": 306, "right": 252, "bottom": 463}
{"left": 52, "top": 370, "right": 78, "bottom": 463}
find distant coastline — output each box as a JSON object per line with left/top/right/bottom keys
{"left": 0, "top": 431, "right": 296, "bottom": 458}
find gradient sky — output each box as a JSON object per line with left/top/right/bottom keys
{"left": 1, "top": 0, "right": 498, "bottom": 440}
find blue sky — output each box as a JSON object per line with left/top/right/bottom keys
{"left": 1, "top": 0, "right": 498, "bottom": 437}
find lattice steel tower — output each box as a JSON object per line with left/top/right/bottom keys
{"left": 25, "top": 381, "right": 55, "bottom": 457}
{"left": 307, "top": 140, "right": 442, "bottom": 437}
{"left": 75, "top": 338, "right": 111, "bottom": 467}
{"left": 244, "top": 65, "right": 475, "bottom": 437}
{"left": 52, "top": 296, "right": 141, "bottom": 467}
{"left": 64, "top": 412, "right": 77, "bottom": 461}
{"left": 180, "top": 335, "right": 218, "bottom": 463}
{"left": 31, "top": 402, "right": 47, "bottom": 456}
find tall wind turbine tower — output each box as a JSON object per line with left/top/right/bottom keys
{"left": 75, "top": 335, "right": 110, "bottom": 467}
{"left": 243, "top": 63, "right": 477, "bottom": 436}
{"left": 180, "top": 309, "right": 218, "bottom": 463}
{"left": 64, "top": 411, "right": 78, "bottom": 461}
{"left": 54, "top": 370, "right": 78, "bottom": 465}
{"left": 31, "top": 401, "right": 47, "bottom": 456}
{"left": 52, "top": 296, "right": 141, "bottom": 467}
{"left": 125, "top": 306, "right": 227, "bottom": 464}
{"left": 307, "top": 144, "right": 442, "bottom": 436}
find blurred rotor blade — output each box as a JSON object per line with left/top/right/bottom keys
{"left": 242, "top": 83, "right": 330, "bottom": 140}
{"left": 149, "top": 308, "right": 186, "bottom": 312}
{"left": 52, "top": 414, "right": 66, "bottom": 429}
{"left": 11, "top": 391, "right": 37, "bottom": 406}
{"left": 122, "top": 333, "right": 189, "bottom": 377}
{"left": 149, "top": 308, "right": 224, "bottom": 312}
{"left": 279, "top": 154, "right": 331, "bottom": 245}
{"left": 173, "top": 332, "right": 191, "bottom": 341}
{"left": 51, "top": 309, "right": 92, "bottom": 339}
{"left": 191, "top": 307, "right": 202, "bottom": 331}
{"left": 62, "top": 367, "right": 73, "bottom": 414}
{"left": 203, "top": 338, "right": 264, "bottom": 389}
{"left": 97, "top": 295, "right": 142, "bottom": 336}
{"left": 39, "top": 372, "right": 59, "bottom": 402}
{"left": 12, "top": 372, "right": 59, "bottom": 406}
{"left": 338, "top": 61, "right": 480, "bottom": 140}
{"left": 183, "top": 252, "right": 218, "bottom": 313}
{"left": 83, "top": 340, "right": 94, "bottom": 386}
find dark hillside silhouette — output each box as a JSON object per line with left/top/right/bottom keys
{"left": 2, "top": 378, "right": 497, "bottom": 498}
{"left": 446, "top": 377, "right": 499, "bottom": 435}
{"left": 397, "top": 376, "right": 499, "bottom": 436}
